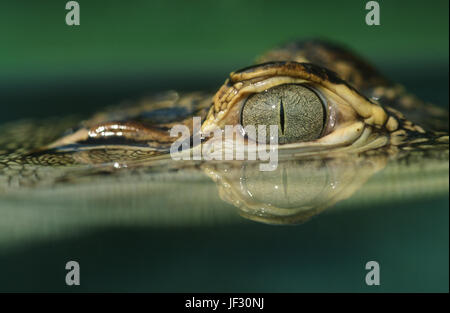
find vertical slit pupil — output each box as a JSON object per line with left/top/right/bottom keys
{"left": 279, "top": 97, "right": 285, "bottom": 135}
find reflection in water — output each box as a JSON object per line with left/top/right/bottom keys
{"left": 203, "top": 154, "right": 387, "bottom": 224}
{"left": 0, "top": 146, "right": 448, "bottom": 250}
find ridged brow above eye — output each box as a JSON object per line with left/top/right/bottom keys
{"left": 240, "top": 84, "right": 327, "bottom": 144}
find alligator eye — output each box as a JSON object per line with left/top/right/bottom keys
{"left": 241, "top": 84, "right": 325, "bottom": 144}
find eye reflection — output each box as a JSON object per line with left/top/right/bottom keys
{"left": 202, "top": 155, "right": 387, "bottom": 225}
{"left": 241, "top": 160, "right": 330, "bottom": 208}
{"left": 241, "top": 84, "right": 326, "bottom": 144}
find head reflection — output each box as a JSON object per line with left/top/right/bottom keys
{"left": 203, "top": 155, "right": 387, "bottom": 225}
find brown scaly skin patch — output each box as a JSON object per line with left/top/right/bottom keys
{"left": 257, "top": 39, "right": 391, "bottom": 91}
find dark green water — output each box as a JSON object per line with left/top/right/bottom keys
{"left": 0, "top": 197, "right": 447, "bottom": 292}
{"left": 0, "top": 0, "right": 448, "bottom": 292}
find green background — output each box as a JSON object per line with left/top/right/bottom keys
{"left": 0, "top": 0, "right": 448, "bottom": 123}
{"left": 0, "top": 0, "right": 448, "bottom": 292}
